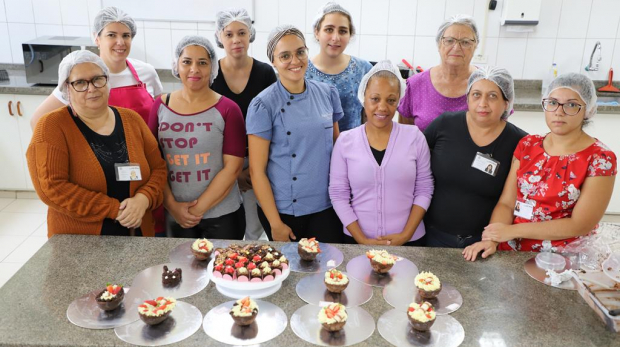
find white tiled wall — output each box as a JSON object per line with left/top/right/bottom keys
{"left": 2, "top": 0, "right": 620, "bottom": 80}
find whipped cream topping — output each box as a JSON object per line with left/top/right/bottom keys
{"left": 324, "top": 269, "right": 349, "bottom": 285}
{"left": 367, "top": 249, "right": 396, "bottom": 265}
{"left": 138, "top": 297, "right": 176, "bottom": 317}
{"left": 408, "top": 302, "right": 435, "bottom": 322}
{"left": 299, "top": 238, "right": 320, "bottom": 253}
{"left": 230, "top": 297, "right": 258, "bottom": 317}
{"left": 415, "top": 272, "right": 441, "bottom": 291}
{"left": 317, "top": 303, "right": 347, "bottom": 324}
{"left": 192, "top": 238, "right": 213, "bottom": 253}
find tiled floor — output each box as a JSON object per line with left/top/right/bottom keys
{"left": 0, "top": 197, "right": 48, "bottom": 288}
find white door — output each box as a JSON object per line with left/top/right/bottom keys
{"left": 16, "top": 95, "right": 48, "bottom": 190}
{"left": 0, "top": 94, "right": 28, "bottom": 189}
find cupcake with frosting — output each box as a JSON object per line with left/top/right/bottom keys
{"left": 230, "top": 296, "right": 259, "bottom": 326}
{"left": 366, "top": 249, "right": 397, "bottom": 273}
{"left": 138, "top": 297, "right": 176, "bottom": 325}
{"left": 298, "top": 237, "right": 321, "bottom": 261}
{"left": 191, "top": 238, "right": 214, "bottom": 260}
{"left": 414, "top": 271, "right": 442, "bottom": 299}
{"left": 318, "top": 302, "right": 347, "bottom": 331}
{"left": 324, "top": 268, "right": 349, "bottom": 293}
{"left": 407, "top": 301, "right": 436, "bottom": 331}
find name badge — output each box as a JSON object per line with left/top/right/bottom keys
{"left": 514, "top": 199, "right": 535, "bottom": 220}
{"left": 115, "top": 163, "right": 142, "bottom": 181}
{"left": 471, "top": 152, "right": 500, "bottom": 177}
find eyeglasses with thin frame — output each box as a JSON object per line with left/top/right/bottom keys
{"left": 68, "top": 75, "right": 108, "bottom": 92}
{"left": 541, "top": 98, "right": 583, "bottom": 116}
{"left": 277, "top": 47, "right": 309, "bottom": 65}
{"left": 441, "top": 36, "right": 476, "bottom": 49}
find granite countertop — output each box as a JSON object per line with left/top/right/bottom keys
{"left": 0, "top": 235, "right": 616, "bottom": 346}
{"left": 2, "top": 65, "right": 620, "bottom": 113}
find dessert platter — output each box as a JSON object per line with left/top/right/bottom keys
{"left": 377, "top": 303, "right": 465, "bottom": 347}
{"left": 290, "top": 303, "right": 375, "bottom": 346}
{"left": 280, "top": 238, "right": 344, "bottom": 273}
{"left": 346, "top": 249, "right": 419, "bottom": 287}
{"left": 115, "top": 299, "right": 202, "bottom": 346}
{"left": 131, "top": 261, "right": 210, "bottom": 298}
{"left": 67, "top": 284, "right": 146, "bottom": 329}
{"left": 296, "top": 268, "right": 373, "bottom": 307}
{"left": 207, "top": 243, "right": 291, "bottom": 299}
{"left": 524, "top": 253, "right": 578, "bottom": 290}
{"left": 168, "top": 238, "right": 229, "bottom": 269}
{"left": 383, "top": 271, "right": 463, "bottom": 315}
{"left": 202, "top": 297, "right": 287, "bottom": 345}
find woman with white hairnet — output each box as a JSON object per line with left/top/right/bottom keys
{"left": 398, "top": 15, "right": 479, "bottom": 131}
{"left": 148, "top": 36, "right": 247, "bottom": 240}
{"left": 26, "top": 50, "right": 167, "bottom": 238}
{"left": 329, "top": 60, "right": 433, "bottom": 246}
{"left": 424, "top": 66, "right": 527, "bottom": 249}
{"left": 210, "top": 8, "right": 277, "bottom": 241}
{"left": 247, "top": 25, "right": 344, "bottom": 243}
{"left": 464, "top": 73, "right": 617, "bottom": 260}
{"left": 31, "top": 7, "right": 163, "bottom": 130}
{"left": 306, "top": 2, "right": 372, "bottom": 132}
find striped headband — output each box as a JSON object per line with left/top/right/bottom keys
{"left": 267, "top": 25, "right": 306, "bottom": 62}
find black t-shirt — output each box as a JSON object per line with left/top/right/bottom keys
{"left": 423, "top": 111, "right": 528, "bottom": 237}
{"left": 370, "top": 146, "right": 386, "bottom": 166}
{"left": 71, "top": 106, "right": 132, "bottom": 236}
{"left": 211, "top": 58, "right": 277, "bottom": 120}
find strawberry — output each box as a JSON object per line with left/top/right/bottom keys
{"left": 238, "top": 256, "right": 248, "bottom": 264}
{"left": 308, "top": 237, "right": 316, "bottom": 242}
{"left": 225, "top": 266, "right": 235, "bottom": 274}
{"left": 138, "top": 304, "right": 147, "bottom": 309}
{"left": 228, "top": 253, "right": 238, "bottom": 260}
{"left": 330, "top": 272, "right": 335, "bottom": 279}
{"left": 426, "top": 314, "right": 432, "bottom": 319}
{"left": 252, "top": 255, "right": 261, "bottom": 262}
{"left": 325, "top": 308, "right": 334, "bottom": 319}
{"left": 241, "top": 297, "right": 250, "bottom": 307}
{"left": 106, "top": 285, "right": 114, "bottom": 293}
{"left": 215, "top": 264, "right": 223, "bottom": 271}
{"left": 366, "top": 252, "right": 374, "bottom": 259}
{"left": 225, "top": 259, "right": 234, "bottom": 266}
{"left": 247, "top": 263, "right": 256, "bottom": 270}
{"left": 337, "top": 273, "right": 343, "bottom": 279}
{"left": 156, "top": 297, "right": 164, "bottom": 302}
{"left": 144, "top": 300, "right": 158, "bottom": 307}
{"left": 408, "top": 307, "right": 414, "bottom": 312}
{"left": 235, "top": 262, "right": 244, "bottom": 269}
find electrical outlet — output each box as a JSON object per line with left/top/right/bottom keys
{"left": 473, "top": 54, "right": 488, "bottom": 64}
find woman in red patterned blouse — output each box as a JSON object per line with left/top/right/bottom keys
{"left": 463, "top": 73, "right": 617, "bottom": 261}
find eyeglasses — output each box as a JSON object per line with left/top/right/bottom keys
{"left": 68, "top": 75, "right": 108, "bottom": 92}
{"left": 441, "top": 36, "right": 476, "bottom": 49}
{"left": 277, "top": 48, "right": 309, "bottom": 64}
{"left": 541, "top": 99, "right": 583, "bottom": 116}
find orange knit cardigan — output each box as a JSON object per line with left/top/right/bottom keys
{"left": 27, "top": 106, "right": 167, "bottom": 237}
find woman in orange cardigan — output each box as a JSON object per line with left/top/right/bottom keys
{"left": 27, "top": 50, "right": 167, "bottom": 238}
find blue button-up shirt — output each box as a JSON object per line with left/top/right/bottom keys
{"left": 246, "top": 79, "right": 344, "bottom": 216}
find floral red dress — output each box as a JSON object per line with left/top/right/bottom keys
{"left": 498, "top": 134, "right": 617, "bottom": 252}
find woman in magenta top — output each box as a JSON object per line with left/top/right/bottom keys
{"left": 398, "top": 15, "right": 478, "bottom": 131}
{"left": 329, "top": 61, "right": 434, "bottom": 246}
{"left": 464, "top": 73, "right": 617, "bottom": 260}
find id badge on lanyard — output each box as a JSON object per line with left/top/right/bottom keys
{"left": 471, "top": 152, "right": 500, "bottom": 177}
{"left": 115, "top": 163, "right": 142, "bottom": 181}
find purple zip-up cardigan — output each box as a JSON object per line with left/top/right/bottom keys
{"left": 329, "top": 122, "right": 434, "bottom": 241}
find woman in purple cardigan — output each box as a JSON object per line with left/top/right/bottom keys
{"left": 329, "top": 60, "right": 434, "bottom": 246}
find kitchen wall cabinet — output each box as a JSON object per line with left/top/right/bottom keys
{"left": 0, "top": 94, "right": 46, "bottom": 190}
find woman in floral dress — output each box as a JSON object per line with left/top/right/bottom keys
{"left": 463, "top": 73, "right": 617, "bottom": 261}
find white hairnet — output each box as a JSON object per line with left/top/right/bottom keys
{"left": 172, "top": 35, "right": 219, "bottom": 85}
{"left": 58, "top": 50, "right": 110, "bottom": 101}
{"left": 311, "top": 2, "right": 356, "bottom": 35}
{"left": 544, "top": 73, "right": 598, "bottom": 119}
{"left": 467, "top": 66, "right": 514, "bottom": 119}
{"left": 214, "top": 8, "right": 256, "bottom": 49}
{"left": 92, "top": 7, "right": 137, "bottom": 42}
{"left": 436, "top": 14, "right": 479, "bottom": 47}
{"left": 266, "top": 25, "right": 306, "bottom": 63}
{"left": 357, "top": 60, "right": 406, "bottom": 104}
